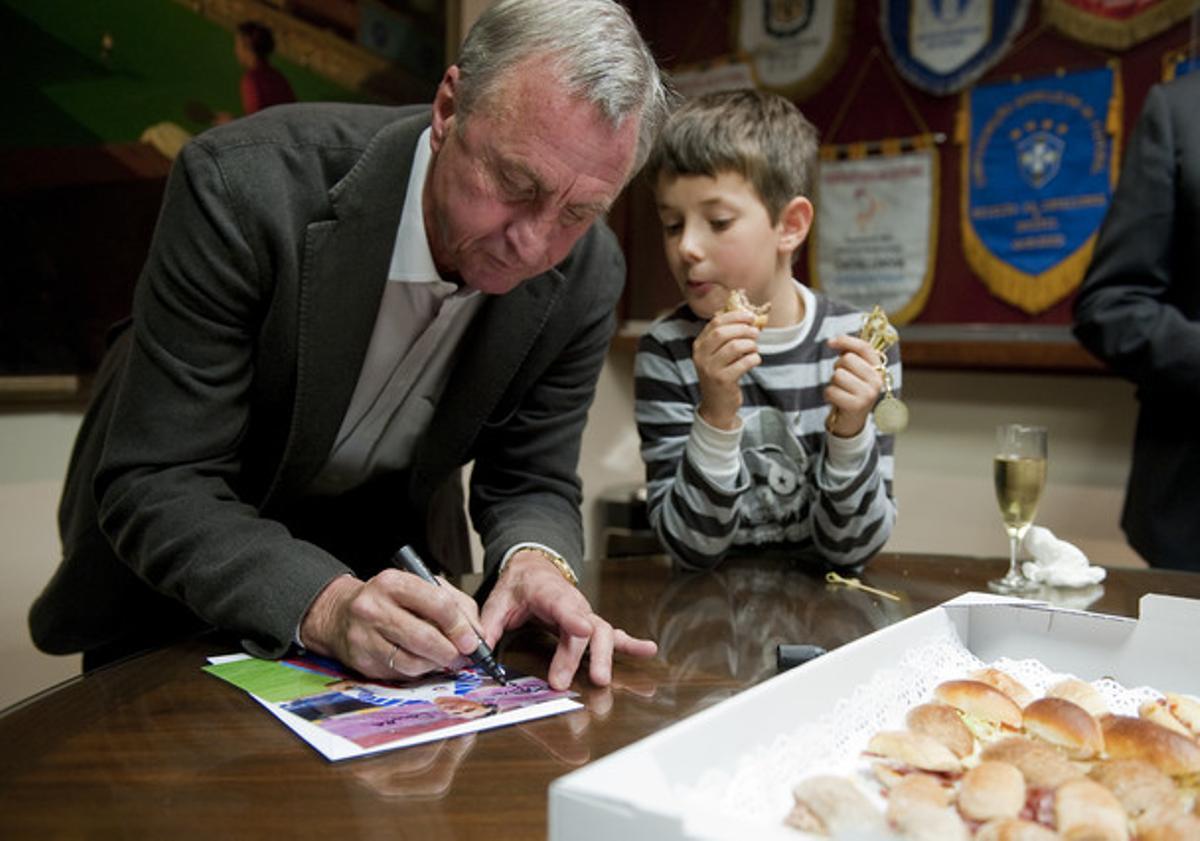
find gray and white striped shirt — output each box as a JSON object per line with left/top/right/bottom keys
{"left": 634, "top": 283, "right": 898, "bottom": 569}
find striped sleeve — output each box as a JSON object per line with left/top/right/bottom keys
{"left": 807, "top": 336, "right": 900, "bottom": 567}
{"left": 634, "top": 316, "right": 748, "bottom": 569}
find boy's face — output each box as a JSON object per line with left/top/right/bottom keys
{"left": 655, "top": 171, "right": 791, "bottom": 319}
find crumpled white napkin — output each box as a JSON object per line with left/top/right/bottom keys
{"left": 1020, "top": 525, "right": 1106, "bottom": 587}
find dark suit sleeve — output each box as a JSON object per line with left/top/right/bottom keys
{"left": 1073, "top": 80, "right": 1200, "bottom": 401}
{"left": 92, "top": 140, "right": 350, "bottom": 657}
{"left": 468, "top": 225, "right": 626, "bottom": 575}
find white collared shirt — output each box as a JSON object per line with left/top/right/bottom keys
{"left": 311, "top": 128, "right": 485, "bottom": 495}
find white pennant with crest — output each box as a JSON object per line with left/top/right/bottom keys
{"left": 810, "top": 141, "right": 938, "bottom": 324}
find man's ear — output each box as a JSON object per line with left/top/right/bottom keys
{"left": 430, "top": 65, "right": 461, "bottom": 153}
{"left": 777, "top": 195, "right": 814, "bottom": 253}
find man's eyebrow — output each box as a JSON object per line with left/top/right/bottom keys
{"left": 497, "top": 156, "right": 611, "bottom": 217}
{"left": 570, "top": 199, "right": 611, "bottom": 217}
{"left": 498, "top": 158, "right": 548, "bottom": 194}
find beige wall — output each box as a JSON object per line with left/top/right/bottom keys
{"left": 1, "top": 352, "right": 1142, "bottom": 709}
{"left": 2, "top": 411, "right": 83, "bottom": 710}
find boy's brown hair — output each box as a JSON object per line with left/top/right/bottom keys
{"left": 645, "top": 88, "right": 818, "bottom": 222}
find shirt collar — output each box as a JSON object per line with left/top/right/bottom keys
{"left": 387, "top": 127, "right": 449, "bottom": 287}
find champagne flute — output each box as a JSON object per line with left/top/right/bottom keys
{"left": 989, "top": 424, "right": 1047, "bottom": 593}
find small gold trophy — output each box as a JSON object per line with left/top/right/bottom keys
{"left": 858, "top": 306, "right": 907, "bottom": 434}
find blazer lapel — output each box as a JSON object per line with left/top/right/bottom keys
{"left": 273, "top": 113, "right": 430, "bottom": 496}
{"left": 412, "top": 268, "right": 566, "bottom": 496}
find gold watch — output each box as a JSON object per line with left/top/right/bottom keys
{"left": 517, "top": 546, "right": 578, "bottom": 586}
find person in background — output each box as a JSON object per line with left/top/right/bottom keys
{"left": 1072, "top": 71, "right": 1200, "bottom": 572}
{"left": 30, "top": 0, "right": 671, "bottom": 691}
{"left": 634, "top": 89, "right": 899, "bottom": 571}
{"left": 214, "top": 21, "right": 296, "bottom": 124}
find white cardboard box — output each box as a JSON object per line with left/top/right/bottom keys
{"left": 548, "top": 592, "right": 1200, "bottom": 841}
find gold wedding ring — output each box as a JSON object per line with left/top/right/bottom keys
{"left": 387, "top": 643, "right": 399, "bottom": 672}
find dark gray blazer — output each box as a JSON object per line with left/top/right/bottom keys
{"left": 30, "top": 103, "right": 626, "bottom": 657}
{"left": 1073, "top": 72, "right": 1200, "bottom": 570}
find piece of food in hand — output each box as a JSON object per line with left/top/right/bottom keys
{"left": 721, "top": 288, "right": 770, "bottom": 328}
{"left": 783, "top": 774, "right": 885, "bottom": 835}
{"left": 1140, "top": 692, "right": 1200, "bottom": 740}
{"left": 865, "top": 729, "right": 964, "bottom": 774}
{"left": 974, "top": 818, "right": 1061, "bottom": 841}
{"left": 957, "top": 760, "right": 1027, "bottom": 822}
{"left": 1022, "top": 697, "right": 1104, "bottom": 759}
{"left": 1045, "top": 678, "right": 1109, "bottom": 718}
{"left": 981, "top": 736, "right": 1083, "bottom": 790}
{"left": 933, "top": 679, "right": 1023, "bottom": 740}
{"left": 1053, "top": 777, "right": 1130, "bottom": 841}
{"left": 1100, "top": 715, "right": 1200, "bottom": 778}
{"left": 1088, "top": 758, "right": 1186, "bottom": 827}
{"left": 971, "top": 667, "right": 1035, "bottom": 708}
{"left": 906, "top": 701, "right": 975, "bottom": 758}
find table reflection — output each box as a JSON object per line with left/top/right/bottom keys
{"left": 2, "top": 552, "right": 1196, "bottom": 841}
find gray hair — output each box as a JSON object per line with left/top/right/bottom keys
{"left": 455, "top": 0, "right": 673, "bottom": 174}
{"left": 645, "top": 88, "right": 819, "bottom": 222}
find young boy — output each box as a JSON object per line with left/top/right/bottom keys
{"left": 634, "top": 89, "right": 899, "bottom": 569}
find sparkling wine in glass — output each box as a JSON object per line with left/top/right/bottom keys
{"left": 990, "top": 424, "right": 1047, "bottom": 593}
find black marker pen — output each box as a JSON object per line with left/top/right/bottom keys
{"left": 392, "top": 544, "right": 508, "bottom": 685}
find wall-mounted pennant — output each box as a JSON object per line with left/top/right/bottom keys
{"left": 881, "top": 0, "right": 1031, "bottom": 95}
{"left": 669, "top": 56, "right": 758, "bottom": 99}
{"left": 1162, "top": 43, "right": 1199, "bottom": 82}
{"left": 735, "top": 0, "right": 854, "bottom": 99}
{"left": 959, "top": 65, "right": 1122, "bottom": 314}
{"left": 810, "top": 137, "right": 939, "bottom": 325}
{"left": 1044, "top": 0, "right": 1196, "bottom": 52}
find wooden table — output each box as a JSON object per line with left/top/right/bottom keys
{"left": 2, "top": 553, "right": 1198, "bottom": 839}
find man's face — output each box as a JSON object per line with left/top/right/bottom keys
{"left": 423, "top": 59, "right": 640, "bottom": 294}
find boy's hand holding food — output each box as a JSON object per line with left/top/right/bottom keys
{"left": 693, "top": 289, "right": 772, "bottom": 430}
{"left": 824, "top": 334, "right": 886, "bottom": 438}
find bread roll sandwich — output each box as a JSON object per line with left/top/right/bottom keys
{"left": 1140, "top": 698, "right": 1196, "bottom": 739}
{"left": 887, "top": 771, "right": 955, "bottom": 807}
{"left": 721, "top": 288, "right": 770, "bottom": 328}
{"left": 974, "top": 818, "right": 1061, "bottom": 841}
{"left": 885, "top": 779, "right": 970, "bottom": 841}
{"left": 1046, "top": 678, "right": 1109, "bottom": 718}
{"left": 957, "top": 760, "right": 1026, "bottom": 821}
{"left": 1053, "top": 777, "right": 1129, "bottom": 841}
{"left": 1140, "top": 693, "right": 1200, "bottom": 740}
{"left": 906, "top": 701, "right": 975, "bottom": 758}
{"left": 981, "top": 736, "right": 1083, "bottom": 790}
{"left": 865, "top": 729, "right": 963, "bottom": 774}
{"left": 1022, "top": 697, "right": 1104, "bottom": 759}
{"left": 1088, "top": 758, "right": 1185, "bottom": 825}
{"left": 971, "top": 667, "right": 1035, "bottom": 708}
{"left": 934, "top": 679, "right": 1023, "bottom": 740}
{"left": 784, "top": 775, "right": 885, "bottom": 835}
{"left": 1100, "top": 715, "right": 1200, "bottom": 778}
{"left": 1163, "top": 692, "right": 1200, "bottom": 737}
{"left": 1136, "top": 811, "right": 1200, "bottom": 841}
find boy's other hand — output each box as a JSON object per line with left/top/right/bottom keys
{"left": 694, "top": 310, "right": 762, "bottom": 430}
{"left": 824, "top": 334, "right": 885, "bottom": 437}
